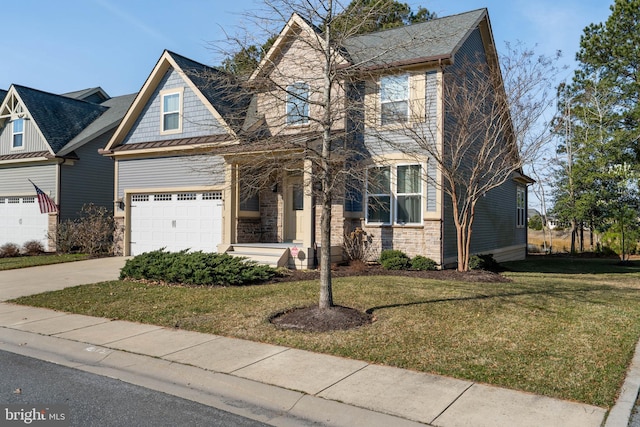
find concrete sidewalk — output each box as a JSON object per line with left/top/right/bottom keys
{"left": 0, "top": 259, "right": 618, "bottom": 426}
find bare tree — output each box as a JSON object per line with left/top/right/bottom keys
{"left": 213, "top": 0, "right": 439, "bottom": 309}
{"left": 368, "top": 43, "right": 561, "bottom": 271}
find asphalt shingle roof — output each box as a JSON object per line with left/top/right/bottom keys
{"left": 168, "top": 51, "right": 252, "bottom": 134}
{"left": 342, "top": 8, "right": 486, "bottom": 68}
{"left": 0, "top": 89, "right": 7, "bottom": 103}
{"left": 14, "top": 85, "right": 108, "bottom": 153}
{"left": 59, "top": 92, "right": 137, "bottom": 156}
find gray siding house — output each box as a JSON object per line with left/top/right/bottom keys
{"left": 104, "top": 8, "right": 530, "bottom": 267}
{"left": 0, "top": 85, "right": 135, "bottom": 250}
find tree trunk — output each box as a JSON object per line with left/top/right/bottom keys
{"left": 319, "top": 191, "right": 333, "bottom": 308}
{"left": 318, "top": 3, "right": 334, "bottom": 310}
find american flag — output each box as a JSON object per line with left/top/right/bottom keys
{"left": 29, "top": 180, "right": 58, "bottom": 214}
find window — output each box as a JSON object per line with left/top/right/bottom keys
{"left": 367, "top": 166, "right": 391, "bottom": 223}
{"left": 344, "top": 178, "right": 363, "bottom": 212}
{"left": 12, "top": 118, "right": 24, "bottom": 149}
{"left": 397, "top": 165, "right": 422, "bottom": 223}
{"left": 161, "top": 92, "right": 181, "bottom": 132}
{"left": 380, "top": 74, "right": 409, "bottom": 125}
{"left": 366, "top": 164, "right": 423, "bottom": 225}
{"left": 286, "top": 82, "right": 309, "bottom": 125}
{"left": 516, "top": 187, "right": 526, "bottom": 228}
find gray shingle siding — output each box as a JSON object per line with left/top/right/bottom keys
{"left": 122, "top": 68, "right": 228, "bottom": 145}
{"left": 117, "top": 155, "right": 225, "bottom": 199}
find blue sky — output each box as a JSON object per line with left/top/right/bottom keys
{"left": 1, "top": 0, "right": 612, "bottom": 97}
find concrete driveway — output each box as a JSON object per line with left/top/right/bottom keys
{"left": 0, "top": 257, "right": 127, "bottom": 301}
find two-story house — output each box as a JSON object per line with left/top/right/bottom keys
{"left": 103, "top": 8, "right": 529, "bottom": 268}
{"left": 0, "top": 86, "right": 135, "bottom": 250}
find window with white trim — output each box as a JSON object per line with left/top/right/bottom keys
{"left": 161, "top": 92, "right": 181, "bottom": 132}
{"left": 366, "top": 166, "right": 391, "bottom": 223}
{"left": 396, "top": 165, "right": 422, "bottom": 223}
{"left": 12, "top": 118, "right": 24, "bottom": 149}
{"left": 516, "top": 187, "right": 526, "bottom": 228}
{"left": 366, "top": 164, "right": 423, "bottom": 225}
{"left": 286, "top": 82, "right": 309, "bottom": 125}
{"left": 380, "top": 74, "right": 409, "bottom": 125}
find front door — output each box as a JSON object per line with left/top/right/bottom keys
{"left": 285, "top": 176, "right": 304, "bottom": 242}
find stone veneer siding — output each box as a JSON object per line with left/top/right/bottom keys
{"left": 113, "top": 216, "right": 125, "bottom": 256}
{"left": 359, "top": 219, "right": 442, "bottom": 263}
{"left": 47, "top": 213, "right": 58, "bottom": 252}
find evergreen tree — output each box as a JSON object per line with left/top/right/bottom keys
{"left": 552, "top": 0, "right": 640, "bottom": 255}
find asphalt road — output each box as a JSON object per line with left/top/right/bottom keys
{"left": 0, "top": 349, "right": 271, "bottom": 427}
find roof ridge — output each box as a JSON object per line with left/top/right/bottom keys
{"left": 345, "top": 8, "right": 486, "bottom": 40}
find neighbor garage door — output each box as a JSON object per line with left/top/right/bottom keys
{"left": 129, "top": 192, "right": 223, "bottom": 256}
{"left": 0, "top": 196, "right": 49, "bottom": 250}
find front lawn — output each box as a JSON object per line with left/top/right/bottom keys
{"left": 11, "top": 256, "right": 640, "bottom": 408}
{"left": 0, "top": 254, "right": 89, "bottom": 270}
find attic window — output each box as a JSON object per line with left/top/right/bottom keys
{"left": 160, "top": 89, "right": 183, "bottom": 134}
{"left": 12, "top": 118, "right": 24, "bottom": 149}
{"left": 286, "top": 82, "right": 309, "bottom": 125}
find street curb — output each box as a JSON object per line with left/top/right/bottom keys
{"left": 604, "top": 336, "right": 640, "bottom": 427}
{"left": 0, "top": 327, "right": 426, "bottom": 427}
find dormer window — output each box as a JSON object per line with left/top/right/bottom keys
{"left": 160, "top": 89, "right": 183, "bottom": 134}
{"left": 12, "top": 118, "right": 24, "bottom": 149}
{"left": 380, "top": 74, "right": 409, "bottom": 125}
{"left": 286, "top": 82, "right": 309, "bottom": 125}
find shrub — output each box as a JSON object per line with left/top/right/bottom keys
{"left": 22, "top": 240, "right": 45, "bottom": 256}
{"left": 379, "top": 249, "right": 410, "bottom": 270}
{"left": 469, "top": 254, "right": 500, "bottom": 272}
{"left": 343, "top": 227, "right": 376, "bottom": 262}
{"left": 0, "top": 243, "right": 21, "bottom": 258}
{"left": 119, "top": 249, "right": 277, "bottom": 286}
{"left": 411, "top": 255, "right": 437, "bottom": 271}
{"left": 52, "top": 204, "right": 115, "bottom": 256}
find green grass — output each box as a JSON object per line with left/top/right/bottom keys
{"left": 11, "top": 256, "right": 640, "bottom": 408}
{"left": 0, "top": 254, "right": 89, "bottom": 270}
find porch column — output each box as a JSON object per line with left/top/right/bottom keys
{"left": 303, "top": 158, "right": 314, "bottom": 259}
{"left": 223, "top": 162, "right": 237, "bottom": 245}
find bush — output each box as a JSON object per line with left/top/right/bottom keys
{"left": 379, "top": 249, "right": 410, "bottom": 270}
{"left": 119, "top": 249, "right": 277, "bottom": 286}
{"left": 528, "top": 215, "right": 544, "bottom": 231}
{"left": 469, "top": 254, "right": 500, "bottom": 271}
{"left": 22, "top": 240, "right": 45, "bottom": 256}
{"left": 343, "top": 227, "right": 376, "bottom": 262}
{"left": 52, "top": 204, "right": 115, "bottom": 256}
{"left": 0, "top": 243, "right": 21, "bottom": 258}
{"left": 411, "top": 255, "right": 437, "bottom": 271}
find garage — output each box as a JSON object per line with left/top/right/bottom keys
{"left": 0, "top": 196, "right": 50, "bottom": 250}
{"left": 129, "top": 191, "right": 223, "bottom": 256}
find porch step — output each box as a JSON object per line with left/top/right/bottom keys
{"left": 225, "top": 244, "right": 290, "bottom": 268}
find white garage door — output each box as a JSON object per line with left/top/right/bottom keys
{"left": 129, "top": 192, "right": 223, "bottom": 256}
{"left": 0, "top": 196, "right": 49, "bottom": 250}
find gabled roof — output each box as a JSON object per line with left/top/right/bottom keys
{"left": 105, "top": 50, "right": 250, "bottom": 152}
{"left": 251, "top": 13, "right": 351, "bottom": 81}
{"left": 11, "top": 85, "right": 108, "bottom": 153}
{"left": 62, "top": 87, "right": 110, "bottom": 104}
{"left": 342, "top": 9, "right": 488, "bottom": 69}
{"left": 58, "top": 92, "right": 137, "bottom": 156}
{"left": 170, "top": 51, "right": 251, "bottom": 135}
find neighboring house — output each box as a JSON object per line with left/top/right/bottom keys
{"left": 103, "top": 8, "right": 531, "bottom": 267}
{"left": 0, "top": 85, "right": 136, "bottom": 250}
